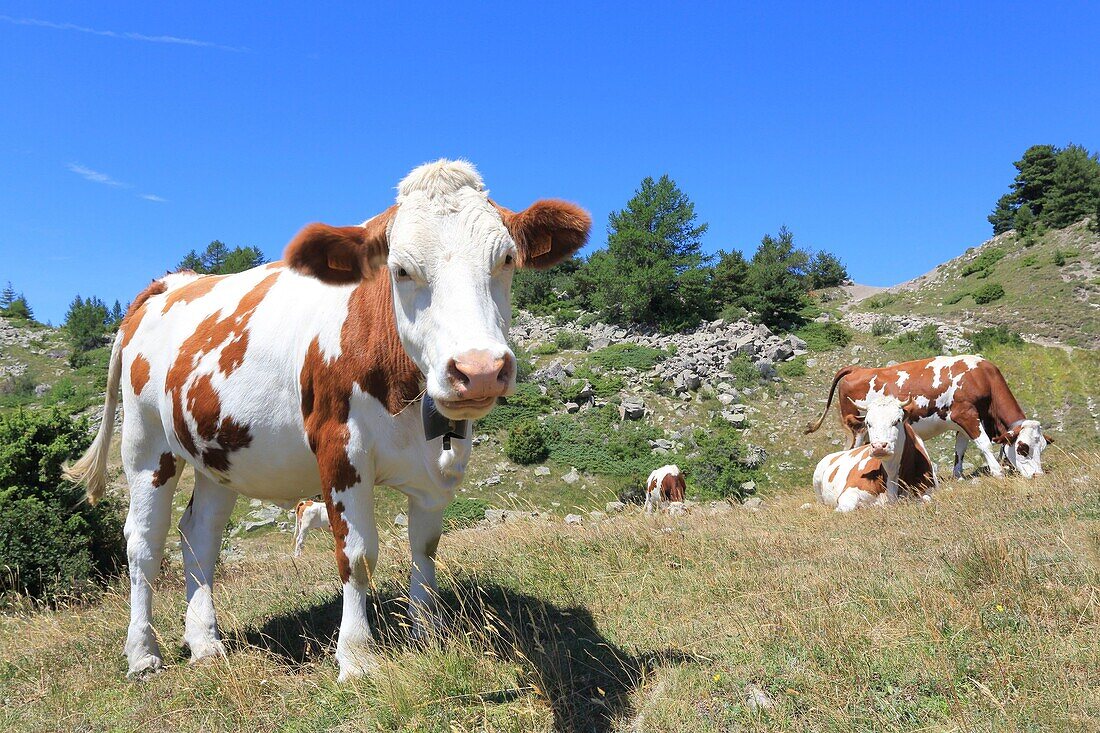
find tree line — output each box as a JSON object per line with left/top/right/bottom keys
{"left": 513, "top": 175, "right": 849, "bottom": 332}
{"left": 989, "top": 143, "right": 1100, "bottom": 236}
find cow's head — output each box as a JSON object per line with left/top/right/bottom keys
{"left": 850, "top": 395, "right": 910, "bottom": 458}
{"left": 994, "top": 419, "right": 1052, "bottom": 478}
{"left": 286, "top": 160, "right": 590, "bottom": 420}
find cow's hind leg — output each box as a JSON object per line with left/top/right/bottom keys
{"left": 330, "top": 484, "right": 380, "bottom": 681}
{"left": 953, "top": 432, "right": 969, "bottom": 479}
{"left": 122, "top": 447, "right": 182, "bottom": 677}
{"left": 179, "top": 473, "right": 237, "bottom": 662}
{"left": 408, "top": 496, "right": 446, "bottom": 639}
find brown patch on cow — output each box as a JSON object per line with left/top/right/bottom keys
{"left": 165, "top": 271, "right": 280, "bottom": 472}
{"left": 327, "top": 500, "right": 352, "bottom": 583}
{"left": 491, "top": 199, "right": 591, "bottom": 269}
{"left": 160, "top": 274, "right": 227, "bottom": 315}
{"left": 151, "top": 452, "right": 178, "bottom": 488}
{"left": 299, "top": 265, "right": 422, "bottom": 499}
{"left": 130, "top": 354, "right": 151, "bottom": 396}
{"left": 119, "top": 280, "right": 168, "bottom": 349}
{"left": 828, "top": 465, "right": 841, "bottom": 483}
{"left": 660, "top": 472, "right": 686, "bottom": 503}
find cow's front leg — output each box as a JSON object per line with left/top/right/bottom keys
{"left": 952, "top": 410, "right": 1003, "bottom": 477}
{"left": 327, "top": 482, "right": 380, "bottom": 681}
{"left": 407, "top": 497, "right": 446, "bottom": 640}
{"left": 953, "top": 432, "right": 969, "bottom": 478}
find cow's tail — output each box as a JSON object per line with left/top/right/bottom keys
{"left": 64, "top": 332, "right": 124, "bottom": 503}
{"left": 804, "top": 365, "right": 856, "bottom": 435}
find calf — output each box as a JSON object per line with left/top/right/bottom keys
{"left": 645, "top": 464, "right": 686, "bottom": 513}
{"left": 293, "top": 499, "right": 330, "bottom": 557}
{"left": 813, "top": 394, "right": 937, "bottom": 511}
{"left": 806, "top": 355, "right": 1052, "bottom": 478}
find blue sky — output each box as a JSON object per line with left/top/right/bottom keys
{"left": 1, "top": 2, "right": 1098, "bottom": 324}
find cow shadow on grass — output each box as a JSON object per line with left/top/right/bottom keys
{"left": 231, "top": 579, "right": 697, "bottom": 733}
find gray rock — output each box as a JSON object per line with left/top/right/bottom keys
{"left": 619, "top": 396, "right": 646, "bottom": 420}
{"left": 484, "top": 509, "right": 507, "bottom": 525}
{"left": 745, "top": 683, "right": 775, "bottom": 712}
{"left": 393, "top": 513, "right": 408, "bottom": 527}
{"left": 564, "top": 514, "right": 583, "bottom": 525}
{"left": 534, "top": 466, "right": 551, "bottom": 476}
{"left": 605, "top": 501, "right": 626, "bottom": 514}
{"left": 483, "top": 474, "right": 502, "bottom": 486}
{"left": 565, "top": 402, "right": 580, "bottom": 413}
{"left": 562, "top": 468, "right": 581, "bottom": 484}
{"left": 721, "top": 411, "right": 747, "bottom": 426}
{"left": 742, "top": 495, "right": 763, "bottom": 511}
{"left": 34, "top": 383, "right": 50, "bottom": 396}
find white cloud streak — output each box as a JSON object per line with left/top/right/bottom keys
{"left": 0, "top": 15, "right": 247, "bottom": 52}
{"left": 140, "top": 193, "right": 168, "bottom": 202}
{"left": 67, "top": 163, "right": 128, "bottom": 188}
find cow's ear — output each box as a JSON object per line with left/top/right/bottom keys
{"left": 1043, "top": 433, "right": 1055, "bottom": 445}
{"left": 494, "top": 200, "right": 591, "bottom": 269}
{"left": 285, "top": 207, "right": 395, "bottom": 284}
{"left": 992, "top": 429, "right": 1017, "bottom": 445}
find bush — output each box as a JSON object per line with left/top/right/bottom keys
{"left": 777, "top": 356, "right": 807, "bottom": 378}
{"left": 442, "top": 498, "right": 491, "bottom": 532}
{"left": 505, "top": 421, "right": 550, "bottom": 465}
{"left": 960, "top": 248, "right": 1006, "bottom": 277}
{"left": 796, "top": 322, "right": 854, "bottom": 351}
{"left": 972, "top": 282, "right": 1006, "bottom": 305}
{"left": 884, "top": 325, "right": 944, "bottom": 362}
{"left": 863, "top": 293, "right": 900, "bottom": 310}
{"left": 944, "top": 291, "right": 968, "bottom": 305}
{"left": 553, "top": 330, "right": 590, "bottom": 351}
{"left": 726, "top": 355, "right": 761, "bottom": 386}
{"left": 0, "top": 410, "right": 125, "bottom": 603}
{"left": 508, "top": 339, "right": 533, "bottom": 383}
{"left": 1053, "top": 249, "right": 1067, "bottom": 266}
{"left": 588, "top": 344, "right": 667, "bottom": 371}
{"left": 543, "top": 406, "right": 664, "bottom": 477}
{"left": 970, "top": 326, "right": 1024, "bottom": 352}
{"left": 870, "top": 316, "right": 895, "bottom": 337}
{"left": 687, "top": 420, "right": 760, "bottom": 501}
{"left": 475, "top": 383, "right": 553, "bottom": 434}
{"left": 531, "top": 343, "right": 559, "bottom": 355}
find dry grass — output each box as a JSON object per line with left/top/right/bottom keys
{"left": 2, "top": 455, "right": 1099, "bottom": 732}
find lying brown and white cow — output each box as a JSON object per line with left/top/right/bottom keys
{"left": 806, "top": 355, "right": 1052, "bottom": 479}
{"left": 644, "top": 464, "right": 686, "bottom": 513}
{"left": 65, "top": 160, "right": 590, "bottom": 679}
{"left": 293, "top": 499, "right": 329, "bottom": 558}
{"left": 813, "top": 394, "right": 937, "bottom": 511}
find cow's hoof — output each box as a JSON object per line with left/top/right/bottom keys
{"left": 126, "top": 654, "right": 164, "bottom": 680}
{"left": 186, "top": 639, "right": 227, "bottom": 663}
{"left": 336, "top": 645, "right": 379, "bottom": 682}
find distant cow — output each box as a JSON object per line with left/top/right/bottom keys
{"left": 813, "top": 394, "right": 937, "bottom": 511}
{"left": 806, "top": 355, "right": 1052, "bottom": 479}
{"left": 645, "top": 465, "right": 686, "bottom": 513}
{"left": 64, "top": 159, "right": 590, "bottom": 680}
{"left": 293, "top": 500, "right": 330, "bottom": 557}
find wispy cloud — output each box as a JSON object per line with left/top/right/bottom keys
{"left": 140, "top": 193, "right": 167, "bottom": 203}
{"left": 0, "top": 15, "right": 247, "bottom": 52}
{"left": 67, "top": 162, "right": 128, "bottom": 188}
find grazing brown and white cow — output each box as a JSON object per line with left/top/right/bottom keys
{"left": 644, "top": 464, "right": 686, "bottom": 514}
{"left": 813, "top": 394, "right": 937, "bottom": 511}
{"left": 806, "top": 355, "right": 1052, "bottom": 479}
{"left": 293, "top": 499, "right": 330, "bottom": 557}
{"left": 65, "top": 160, "right": 590, "bottom": 679}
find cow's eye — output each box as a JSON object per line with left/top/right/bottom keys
{"left": 505, "top": 254, "right": 514, "bottom": 266}
{"left": 395, "top": 267, "right": 411, "bottom": 281}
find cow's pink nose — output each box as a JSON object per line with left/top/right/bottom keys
{"left": 447, "top": 350, "right": 513, "bottom": 400}
{"left": 871, "top": 442, "right": 889, "bottom": 455}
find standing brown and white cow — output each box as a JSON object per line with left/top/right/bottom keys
{"left": 65, "top": 160, "right": 590, "bottom": 679}
{"left": 805, "top": 355, "right": 1052, "bottom": 479}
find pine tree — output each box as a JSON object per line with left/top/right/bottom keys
{"left": 0, "top": 281, "right": 15, "bottom": 311}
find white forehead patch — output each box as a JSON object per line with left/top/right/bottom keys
{"left": 397, "top": 159, "right": 485, "bottom": 203}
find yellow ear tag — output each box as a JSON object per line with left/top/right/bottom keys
{"left": 327, "top": 255, "right": 353, "bottom": 272}
{"left": 530, "top": 231, "right": 553, "bottom": 259}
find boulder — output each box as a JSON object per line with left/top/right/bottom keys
{"left": 393, "top": 513, "right": 408, "bottom": 527}
{"left": 562, "top": 468, "right": 581, "bottom": 484}
{"left": 564, "top": 514, "right": 583, "bottom": 525}
{"left": 534, "top": 466, "right": 551, "bottom": 476}
{"left": 619, "top": 396, "right": 646, "bottom": 420}
{"left": 605, "top": 501, "right": 626, "bottom": 514}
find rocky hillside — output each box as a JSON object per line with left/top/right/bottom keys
{"left": 847, "top": 218, "right": 1100, "bottom": 349}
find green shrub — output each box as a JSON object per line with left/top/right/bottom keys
{"left": 960, "top": 248, "right": 1006, "bottom": 277}
{"left": 588, "top": 344, "right": 667, "bottom": 371}
{"left": 553, "top": 330, "right": 590, "bottom": 351}
{"left": 870, "top": 316, "right": 895, "bottom": 337}
{"left": 508, "top": 340, "right": 533, "bottom": 383}
{"left": 505, "top": 421, "right": 550, "bottom": 465}
{"left": 944, "top": 291, "right": 968, "bottom": 305}
{"left": 531, "top": 343, "right": 559, "bottom": 355}
{"left": 0, "top": 409, "right": 125, "bottom": 603}
{"left": 442, "top": 498, "right": 490, "bottom": 532}
{"left": 687, "top": 420, "right": 760, "bottom": 501}
{"left": 796, "top": 322, "right": 854, "bottom": 351}
{"left": 863, "top": 293, "right": 900, "bottom": 310}
{"left": 970, "top": 326, "right": 1024, "bottom": 352}
{"left": 884, "top": 325, "right": 944, "bottom": 362}
{"left": 1019, "top": 253, "right": 1040, "bottom": 268}
{"left": 726, "top": 355, "right": 761, "bottom": 386}
{"left": 1053, "top": 249, "right": 1067, "bottom": 266}
{"left": 543, "top": 406, "right": 665, "bottom": 477}
{"left": 718, "top": 303, "right": 748, "bottom": 322}
{"left": 777, "top": 356, "right": 807, "bottom": 378}
{"left": 552, "top": 308, "right": 582, "bottom": 325}
{"left": 475, "top": 383, "right": 553, "bottom": 433}
{"left": 972, "top": 282, "right": 1005, "bottom": 304}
